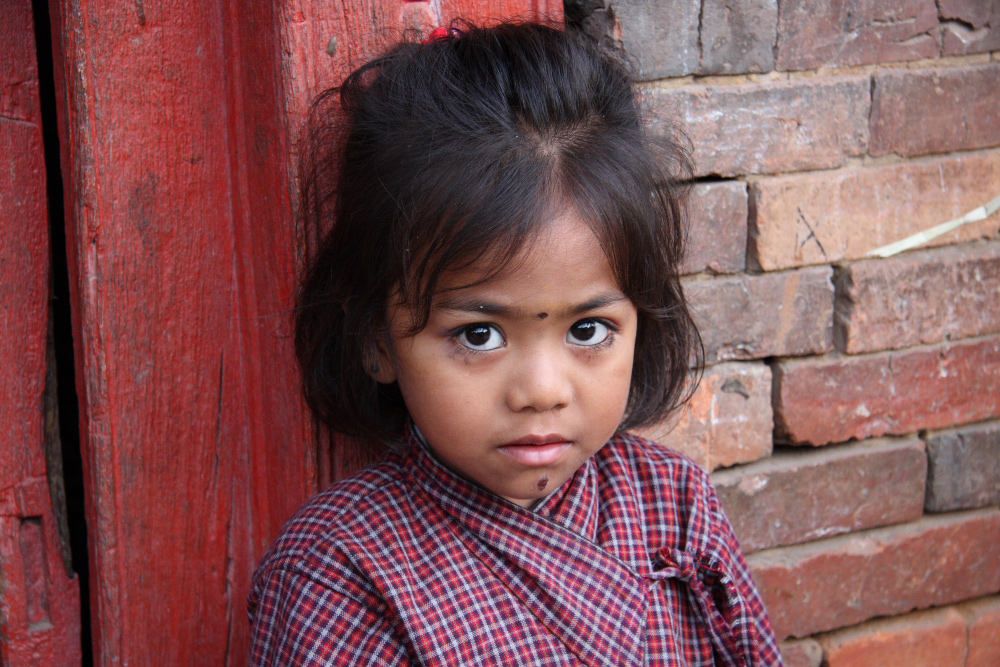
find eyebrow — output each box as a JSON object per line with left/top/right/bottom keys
{"left": 434, "top": 292, "right": 630, "bottom": 318}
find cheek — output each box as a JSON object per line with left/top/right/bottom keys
{"left": 603, "top": 340, "right": 637, "bottom": 414}
{"left": 611, "top": 369, "right": 634, "bottom": 417}
{"left": 577, "top": 355, "right": 633, "bottom": 425}
{"left": 396, "top": 368, "right": 485, "bottom": 439}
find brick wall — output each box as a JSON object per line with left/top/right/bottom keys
{"left": 574, "top": 1, "right": 1000, "bottom": 664}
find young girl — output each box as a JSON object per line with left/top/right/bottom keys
{"left": 249, "top": 21, "right": 782, "bottom": 667}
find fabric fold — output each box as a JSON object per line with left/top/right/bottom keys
{"left": 650, "top": 547, "right": 760, "bottom": 667}
{"left": 249, "top": 425, "right": 784, "bottom": 666}
{"left": 408, "top": 428, "right": 650, "bottom": 667}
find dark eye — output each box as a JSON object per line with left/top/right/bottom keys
{"left": 457, "top": 324, "right": 505, "bottom": 351}
{"left": 567, "top": 319, "right": 611, "bottom": 346}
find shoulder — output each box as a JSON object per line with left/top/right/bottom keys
{"left": 600, "top": 434, "right": 784, "bottom": 664}
{"left": 248, "top": 454, "right": 421, "bottom": 664}
{"left": 251, "top": 452, "right": 415, "bottom": 596}
{"left": 601, "top": 431, "right": 715, "bottom": 499}
{"left": 597, "top": 432, "right": 725, "bottom": 551}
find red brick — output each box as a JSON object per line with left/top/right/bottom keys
{"left": 712, "top": 437, "right": 926, "bottom": 553}
{"left": 835, "top": 242, "right": 1000, "bottom": 354}
{"left": 775, "top": 0, "right": 939, "bottom": 71}
{"left": 614, "top": 0, "right": 701, "bottom": 78}
{"left": 700, "top": 0, "right": 777, "bottom": 75}
{"left": 924, "top": 421, "right": 1000, "bottom": 512}
{"left": 817, "top": 607, "right": 967, "bottom": 667}
{"left": 636, "top": 362, "right": 772, "bottom": 471}
{"left": 685, "top": 267, "right": 833, "bottom": 364}
{"left": 748, "top": 508, "right": 1000, "bottom": 639}
{"left": 871, "top": 65, "right": 1000, "bottom": 158}
{"left": 957, "top": 595, "right": 1000, "bottom": 667}
{"left": 941, "top": 24, "right": 1000, "bottom": 56}
{"left": 750, "top": 150, "right": 1000, "bottom": 271}
{"left": 940, "top": 0, "right": 997, "bottom": 26}
{"left": 940, "top": 0, "right": 1000, "bottom": 56}
{"left": 773, "top": 337, "right": 1000, "bottom": 446}
{"left": 681, "top": 181, "right": 748, "bottom": 276}
{"left": 779, "top": 638, "right": 822, "bottom": 667}
{"left": 651, "top": 77, "right": 869, "bottom": 178}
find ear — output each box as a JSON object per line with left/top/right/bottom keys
{"left": 365, "top": 336, "right": 397, "bottom": 384}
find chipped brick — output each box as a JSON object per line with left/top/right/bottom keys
{"left": 681, "top": 181, "right": 748, "bottom": 276}
{"left": 749, "top": 508, "right": 1000, "bottom": 639}
{"left": 835, "top": 242, "right": 1000, "bottom": 354}
{"left": 712, "top": 437, "right": 926, "bottom": 553}
{"left": 650, "top": 77, "right": 869, "bottom": 178}
{"left": 750, "top": 150, "right": 1000, "bottom": 271}
{"left": 775, "top": 0, "right": 939, "bottom": 71}
{"left": 924, "top": 421, "right": 1000, "bottom": 512}
{"left": 871, "top": 64, "right": 1000, "bottom": 158}
{"left": 685, "top": 267, "right": 833, "bottom": 364}
{"left": 957, "top": 595, "right": 1000, "bottom": 667}
{"left": 939, "top": 0, "right": 1000, "bottom": 56}
{"left": 637, "top": 362, "right": 772, "bottom": 471}
{"left": 773, "top": 337, "right": 1000, "bottom": 446}
{"left": 818, "top": 607, "right": 967, "bottom": 667}
{"left": 613, "top": 0, "right": 701, "bottom": 78}
{"left": 779, "top": 638, "right": 822, "bottom": 667}
{"left": 700, "top": 0, "right": 777, "bottom": 75}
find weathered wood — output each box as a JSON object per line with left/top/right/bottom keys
{"left": 48, "top": 0, "right": 564, "bottom": 664}
{"left": 279, "top": 0, "right": 563, "bottom": 161}
{"left": 441, "top": 0, "right": 564, "bottom": 22}
{"left": 49, "top": 0, "right": 318, "bottom": 663}
{"left": 0, "top": 2, "right": 82, "bottom": 664}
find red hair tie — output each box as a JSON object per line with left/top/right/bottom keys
{"left": 423, "top": 27, "right": 451, "bottom": 44}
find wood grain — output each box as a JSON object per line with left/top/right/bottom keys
{"left": 0, "top": 2, "right": 82, "bottom": 664}
{"left": 50, "top": 0, "right": 317, "bottom": 663}
{"left": 47, "top": 0, "right": 563, "bottom": 664}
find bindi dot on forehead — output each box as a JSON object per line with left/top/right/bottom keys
{"left": 536, "top": 312, "right": 548, "bottom": 319}
{"left": 535, "top": 475, "right": 549, "bottom": 492}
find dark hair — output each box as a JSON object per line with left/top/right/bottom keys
{"left": 296, "top": 20, "right": 701, "bottom": 452}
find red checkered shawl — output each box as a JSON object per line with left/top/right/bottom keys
{"left": 249, "top": 428, "right": 782, "bottom": 666}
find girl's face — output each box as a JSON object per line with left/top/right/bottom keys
{"left": 377, "top": 210, "right": 638, "bottom": 508}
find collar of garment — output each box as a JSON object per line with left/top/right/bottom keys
{"left": 406, "top": 422, "right": 600, "bottom": 539}
{"left": 400, "top": 422, "right": 761, "bottom": 667}
{"left": 403, "top": 422, "right": 652, "bottom": 667}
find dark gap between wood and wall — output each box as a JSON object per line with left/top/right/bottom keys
{"left": 33, "top": 0, "right": 94, "bottom": 663}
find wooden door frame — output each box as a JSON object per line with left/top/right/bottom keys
{"left": 0, "top": 2, "right": 82, "bottom": 664}
{"left": 49, "top": 0, "right": 319, "bottom": 662}
{"left": 43, "top": 1, "right": 561, "bottom": 664}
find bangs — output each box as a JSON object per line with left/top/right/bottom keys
{"left": 381, "top": 103, "right": 689, "bottom": 333}
{"left": 386, "top": 144, "right": 563, "bottom": 332}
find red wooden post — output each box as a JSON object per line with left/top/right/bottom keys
{"left": 46, "top": 1, "right": 561, "bottom": 664}
{"left": 0, "top": 2, "right": 82, "bottom": 664}
{"left": 48, "top": 0, "right": 318, "bottom": 663}
{"left": 441, "top": 0, "right": 563, "bottom": 19}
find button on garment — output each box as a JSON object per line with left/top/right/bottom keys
{"left": 248, "top": 427, "right": 783, "bottom": 666}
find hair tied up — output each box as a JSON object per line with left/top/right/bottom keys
{"left": 423, "top": 27, "right": 452, "bottom": 44}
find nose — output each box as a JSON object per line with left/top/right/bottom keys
{"left": 504, "top": 347, "right": 572, "bottom": 413}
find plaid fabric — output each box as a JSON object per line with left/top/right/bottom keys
{"left": 249, "top": 427, "right": 783, "bottom": 666}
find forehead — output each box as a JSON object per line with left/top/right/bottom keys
{"left": 431, "top": 211, "right": 626, "bottom": 312}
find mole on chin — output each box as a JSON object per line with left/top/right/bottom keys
{"left": 535, "top": 475, "right": 549, "bottom": 492}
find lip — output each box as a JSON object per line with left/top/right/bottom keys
{"left": 498, "top": 434, "right": 572, "bottom": 466}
